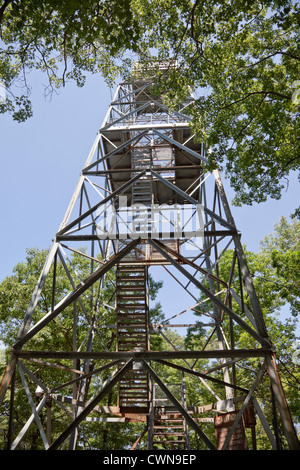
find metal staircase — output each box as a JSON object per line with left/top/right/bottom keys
{"left": 152, "top": 414, "right": 188, "bottom": 449}
{"left": 149, "top": 383, "right": 190, "bottom": 450}
{"left": 116, "top": 265, "right": 150, "bottom": 413}
{"left": 131, "top": 147, "right": 153, "bottom": 206}
{"left": 116, "top": 118, "right": 152, "bottom": 415}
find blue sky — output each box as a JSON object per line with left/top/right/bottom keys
{"left": 0, "top": 71, "right": 298, "bottom": 336}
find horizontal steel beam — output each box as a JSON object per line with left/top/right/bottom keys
{"left": 13, "top": 349, "right": 270, "bottom": 360}
{"left": 56, "top": 230, "right": 237, "bottom": 242}
{"left": 83, "top": 165, "right": 203, "bottom": 175}
{"left": 102, "top": 123, "right": 191, "bottom": 132}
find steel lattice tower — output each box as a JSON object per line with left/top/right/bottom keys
{"left": 1, "top": 63, "right": 299, "bottom": 451}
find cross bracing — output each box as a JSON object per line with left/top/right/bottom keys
{"left": 0, "top": 69, "right": 299, "bottom": 451}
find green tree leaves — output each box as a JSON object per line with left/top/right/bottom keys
{"left": 1, "top": 1, "right": 299, "bottom": 206}
{"left": 0, "top": 0, "right": 141, "bottom": 120}
{"left": 260, "top": 216, "right": 300, "bottom": 317}
{"left": 129, "top": 1, "right": 300, "bottom": 207}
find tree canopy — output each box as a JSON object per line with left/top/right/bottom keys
{"left": 1, "top": 0, "right": 299, "bottom": 208}
{"left": 0, "top": 0, "right": 140, "bottom": 120}
{"left": 135, "top": 0, "right": 300, "bottom": 207}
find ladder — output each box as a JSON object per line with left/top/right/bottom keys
{"left": 116, "top": 265, "right": 150, "bottom": 413}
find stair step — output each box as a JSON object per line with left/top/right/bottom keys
{"left": 118, "top": 334, "right": 147, "bottom": 338}
{"left": 117, "top": 304, "right": 146, "bottom": 309}
{"left": 117, "top": 269, "right": 145, "bottom": 273}
{"left": 153, "top": 440, "right": 186, "bottom": 445}
{"left": 117, "top": 272, "right": 146, "bottom": 276}
{"left": 118, "top": 286, "right": 146, "bottom": 290}
{"left": 120, "top": 378, "right": 148, "bottom": 382}
{"left": 118, "top": 338, "right": 147, "bottom": 342}
{"left": 133, "top": 192, "right": 151, "bottom": 196}
{"left": 118, "top": 314, "right": 147, "bottom": 319}
{"left": 132, "top": 193, "right": 151, "bottom": 197}
{"left": 155, "top": 420, "right": 185, "bottom": 423}
{"left": 132, "top": 190, "right": 152, "bottom": 194}
{"left": 120, "top": 389, "right": 148, "bottom": 393}
{"left": 118, "top": 327, "right": 147, "bottom": 331}
{"left": 132, "top": 192, "right": 151, "bottom": 195}
{"left": 118, "top": 325, "right": 147, "bottom": 330}
{"left": 120, "top": 392, "right": 148, "bottom": 396}
{"left": 117, "top": 294, "right": 145, "bottom": 299}
{"left": 118, "top": 317, "right": 147, "bottom": 322}
{"left": 117, "top": 311, "right": 146, "bottom": 316}
{"left": 118, "top": 319, "right": 146, "bottom": 322}
{"left": 120, "top": 379, "right": 148, "bottom": 384}
{"left": 120, "top": 376, "right": 148, "bottom": 380}
{"left": 153, "top": 426, "right": 185, "bottom": 429}
{"left": 118, "top": 269, "right": 146, "bottom": 272}
{"left": 120, "top": 398, "right": 149, "bottom": 402}
{"left": 118, "top": 326, "right": 147, "bottom": 331}
{"left": 117, "top": 269, "right": 145, "bottom": 271}
{"left": 133, "top": 185, "right": 151, "bottom": 188}
{"left": 119, "top": 385, "right": 148, "bottom": 393}
{"left": 118, "top": 333, "right": 147, "bottom": 337}
{"left": 119, "top": 330, "right": 146, "bottom": 332}
{"left": 117, "top": 274, "right": 146, "bottom": 278}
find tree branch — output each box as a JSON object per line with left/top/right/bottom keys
{"left": 219, "top": 90, "right": 290, "bottom": 110}
{"left": 0, "top": 0, "right": 12, "bottom": 26}
{"left": 279, "top": 50, "right": 300, "bottom": 61}
{"left": 62, "top": 30, "right": 68, "bottom": 86}
{"left": 244, "top": 50, "right": 300, "bottom": 69}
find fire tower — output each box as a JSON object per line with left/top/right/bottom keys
{"left": 1, "top": 63, "right": 299, "bottom": 450}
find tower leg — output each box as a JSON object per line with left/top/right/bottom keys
{"left": 213, "top": 168, "right": 300, "bottom": 450}
{"left": 266, "top": 353, "right": 300, "bottom": 450}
